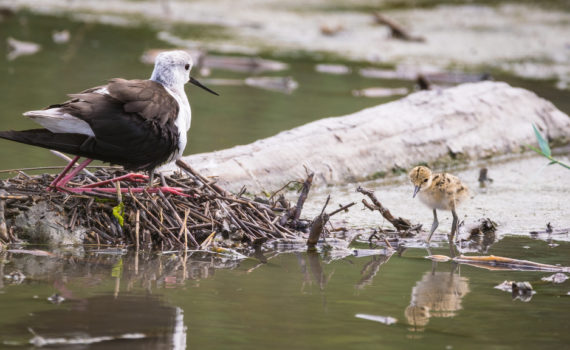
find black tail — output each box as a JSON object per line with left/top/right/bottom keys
{"left": 0, "top": 129, "right": 89, "bottom": 156}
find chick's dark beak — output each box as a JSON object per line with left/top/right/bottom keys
{"left": 189, "top": 76, "right": 219, "bottom": 96}
{"left": 413, "top": 185, "right": 421, "bottom": 198}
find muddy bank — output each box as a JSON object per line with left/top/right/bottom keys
{"left": 301, "top": 154, "right": 570, "bottom": 244}
{"left": 4, "top": 0, "right": 570, "bottom": 84}
{"left": 164, "top": 81, "right": 570, "bottom": 193}
{"left": 2, "top": 1, "right": 569, "bottom": 86}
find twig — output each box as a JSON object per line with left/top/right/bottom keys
{"left": 357, "top": 186, "right": 414, "bottom": 231}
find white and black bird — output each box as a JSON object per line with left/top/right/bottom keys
{"left": 0, "top": 50, "right": 218, "bottom": 194}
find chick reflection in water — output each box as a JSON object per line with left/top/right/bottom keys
{"left": 405, "top": 264, "right": 470, "bottom": 332}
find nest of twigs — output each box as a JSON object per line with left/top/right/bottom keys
{"left": 0, "top": 160, "right": 314, "bottom": 250}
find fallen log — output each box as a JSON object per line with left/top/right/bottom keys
{"left": 167, "top": 82, "right": 570, "bottom": 193}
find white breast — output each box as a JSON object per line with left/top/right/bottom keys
{"left": 164, "top": 86, "right": 192, "bottom": 161}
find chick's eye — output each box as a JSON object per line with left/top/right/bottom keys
{"left": 423, "top": 179, "right": 428, "bottom": 183}
{"left": 184, "top": 64, "right": 190, "bottom": 70}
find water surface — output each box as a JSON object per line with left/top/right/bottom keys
{"left": 1, "top": 239, "right": 569, "bottom": 349}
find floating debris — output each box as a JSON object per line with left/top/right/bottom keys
{"left": 464, "top": 218, "right": 497, "bottom": 253}
{"left": 427, "top": 255, "right": 569, "bottom": 272}
{"left": 494, "top": 280, "right": 515, "bottom": 292}
{"left": 3, "top": 270, "right": 25, "bottom": 284}
{"left": 541, "top": 273, "right": 568, "bottom": 284}
{"left": 373, "top": 12, "right": 425, "bottom": 42}
{"left": 29, "top": 330, "right": 145, "bottom": 347}
{"left": 352, "top": 87, "right": 409, "bottom": 98}
{"left": 359, "top": 66, "right": 490, "bottom": 85}
{"left": 206, "top": 55, "right": 289, "bottom": 73}
{"left": 315, "top": 64, "right": 351, "bottom": 75}
{"left": 355, "top": 313, "right": 397, "bottom": 325}
{"left": 47, "top": 293, "right": 65, "bottom": 304}
{"left": 512, "top": 281, "right": 535, "bottom": 302}
{"left": 6, "top": 249, "right": 54, "bottom": 257}
{"left": 320, "top": 24, "right": 345, "bottom": 36}
{"left": 425, "top": 255, "right": 452, "bottom": 262}
{"left": 495, "top": 281, "right": 535, "bottom": 302}
{"left": 52, "top": 30, "right": 70, "bottom": 44}
{"left": 478, "top": 167, "right": 493, "bottom": 187}
{"left": 245, "top": 76, "right": 298, "bottom": 94}
{"left": 7, "top": 37, "right": 41, "bottom": 61}
{"left": 146, "top": 47, "right": 290, "bottom": 74}
{"left": 494, "top": 281, "right": 536, "bottom": 303}
{"left": 200, "top": 78, "right": 244, "bottom": 86}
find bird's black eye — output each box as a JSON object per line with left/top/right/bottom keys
{"left": 423, "top": 179, "right": 428, "bottom": 182}
{"left": 184, "top": 64, "right": 190, "bottom": 70}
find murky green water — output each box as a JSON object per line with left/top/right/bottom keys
{"left": 1, "top": 238, "right": 569, "bottom": 349}
{"left": 1, "top": 10, "right": 570, "bottom": 350}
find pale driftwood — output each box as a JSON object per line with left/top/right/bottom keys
{"left": 165, "top": 82, "right": 570, "bottom": 193}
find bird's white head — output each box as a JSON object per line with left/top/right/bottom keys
{"left": 150, "top": 50, "right": 219, "bottom": 96}
{"left": 150, "top": 50, "right": 193, "bottom": 89}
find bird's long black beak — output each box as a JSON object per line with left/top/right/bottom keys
{"left": 413, "top": 185, "right": 421, "bottom": 198}
{"left": 189, "top": 76, "right": 219, "bottom": 96}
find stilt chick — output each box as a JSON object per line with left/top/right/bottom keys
{"left": 409, "top": 166, "right": 469, "bottom": 243}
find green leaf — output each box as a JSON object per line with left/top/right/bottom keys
{"left": 526, "top": 145, "right": 544, "bottom": 156}
{"left": 112, "top": 202, "right": 125, "bottom": 227}
{"left": 548, "top": 161, "right": 557, "bottom": 165}
{"left": 532, "top": 124, "right": 551, "bottom": 157}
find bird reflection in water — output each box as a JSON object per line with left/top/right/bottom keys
{"left": 405, "top": 263, "right": 470, "bottom": 332}
{"left": 23, "top": 294, "right": 187, "bottom": 349}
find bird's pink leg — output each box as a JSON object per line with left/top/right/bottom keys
{"left": 53, "top": 158, "right": 93, "bottom": 188}
{"left": 49, "top": 159, "right": 189, "bottom": 196}
{"left": 80, "top": 173, "right": 148, "bottom": 188}
{"left": 49, "top": 155, "right": 80, "bottom": 189}
{"left": 64, "top": 186, "right": 190, "bottom": 197}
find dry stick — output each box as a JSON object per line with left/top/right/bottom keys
{"left": 327, "top": 202, "right": 356, "bottom": 217}
{"left": 156, "top": 190, "right": 199, "bottom": 247}
{"left": 292, "top": 172, "right": 314, "bottom": 228}
{"left": 129, "top": 189, "right": 174, "bottom": 246}
{"left": 357, "top": 186, "right": 413, "bottom": 231}
{"left": 146, "top": 192, "right": 176, "bottom": 228}
{"left": 217, "top": 199, "right": 256, "bottom": 241}
{"left": 172, "top": 199, "right": 221, "bottom": 225}
{"left": 182, "top": 209, "right": 189, "bottom": 249}
{"left": 269, "top": 180, "right": 302, "bottom": 201}
{"left": 247, "top": 202, "right": 282, "bottom": 236}
{"left": 307, "top": 195, "right": 331, "bottom": 249}
{"left": 373, "top": 12, "right": 425, "bottom": 42}
{"left": 175, "top": 159, "right": 229, "bottom": 196}
{"left": 135, "top": 210, "right": 140, "bottom": 252}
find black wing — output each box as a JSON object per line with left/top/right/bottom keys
{"left": 53, "top": 79, "right": 180, "bottom": 170}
